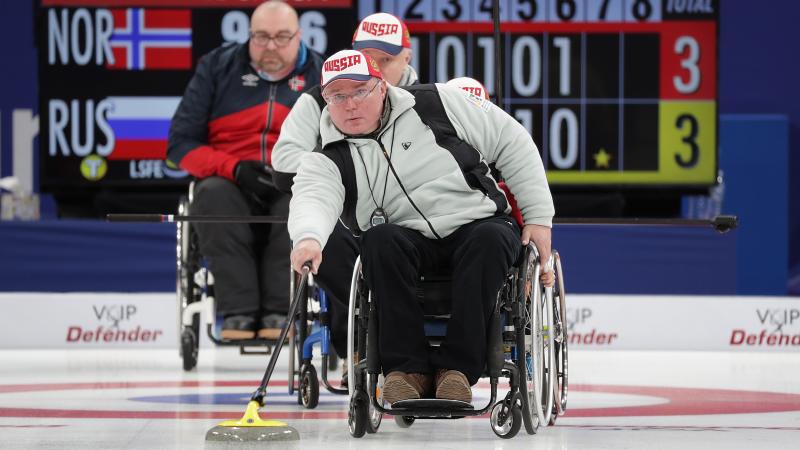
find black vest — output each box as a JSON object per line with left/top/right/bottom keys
{"left": 317, "top": 84, "right": 507, "bottom": 236}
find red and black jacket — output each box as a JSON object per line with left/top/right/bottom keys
{"left": 167, "top": 42, "right": 324, "bottom": 180}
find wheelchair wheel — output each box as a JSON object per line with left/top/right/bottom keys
{"left": 176, "top": 195, "right": 190, "bottom": 352}
{"left": 490, "top": 399, "right": 522, "bottom": 439}
{"left": 542, "top": 272, "right": 557, "bottom": 426}
{"left": 394, "top": 415, "right": 414, "bottom": 428}
{"left": 345, "top": 258, "right": 383, "bottom": 434}
{"left": 551, "top": 251, "right": 569, "bottom": 419}
{"left": 548, "top": 406, "right": 559, "bottom": 425}
{"left": 346, "top": 257, "right": 364, "bottom": 395}
{"left": 177, "top": 194, "right": 202, "bottom": 372}
{"left": 366, "top": 373, "right": 384, "bottom": 434}
{"left": 180, "top": 326, "right": 198, "bottom": 371}
{"left": 300, "top": 364, "right": 319, "bottom": 409}
{"left": 516, "top": 245, "right": 547, "bottom": 434}
{"left": 348, "top": 389, "right": 369, "bottom": 438}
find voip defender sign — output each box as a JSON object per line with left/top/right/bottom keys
{"left": 0, "top": 293, "right": 175, "bottom": 348}
{"left": 729, "top": 308, "right": 800, "bottom": 348}
{"left": 66, "top": 303, "right": 165, "bottom": 344}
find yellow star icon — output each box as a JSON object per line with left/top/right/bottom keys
{"left": 593, "top": 148, "right": 612, "bottom": 169}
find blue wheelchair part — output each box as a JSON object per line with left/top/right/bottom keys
{"left": 302, "top": 288, "right": 331, "bottom": 360}
{"left": 292, "top": 279, "right": 348, "bottom": 409}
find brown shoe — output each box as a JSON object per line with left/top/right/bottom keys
{"left": 382, "top": 372, "right": 432, "bottom": 405}
{"left": 435, "top": 369, "right": 472, "bottom": 403}
{"left": 256, "top": 313, "right": 286, "bottom": 340}
{"left": 220, "top": 314, "right": 256, "bottom": 340}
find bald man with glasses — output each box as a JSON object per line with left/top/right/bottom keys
{"left": 167, "top": 1, "right": 325, "bottom": 341}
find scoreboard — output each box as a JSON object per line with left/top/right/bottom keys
{"left": 37, "top": 0, "right": 356, "bottom": 192}
{"left": 37, "top": 0, "right": 718, "bottom": 206}
{"left": 361, "top": 0, "right": 719, "bottom": 186}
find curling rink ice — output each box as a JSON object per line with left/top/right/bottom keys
{"left": 1, "top": 347, "right": 799, "bottom": 449}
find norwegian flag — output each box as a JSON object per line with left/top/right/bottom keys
{"left": 107, "top": 9, "right": 192, "bottom": 70}
{"left": 288, "top": 75, "right": 306, "bottom": 92}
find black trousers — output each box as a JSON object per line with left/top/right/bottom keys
{"left": 191, "top": 177, "right": 290, "bottom": 316}
{"left": 360, "top": 216, "right": 520, "bottom": 385}
{"left": 314, "top": 222, "right": 359, "bottom": 358}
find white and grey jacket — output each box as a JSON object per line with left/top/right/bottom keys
{"left": 288, "top": 83, "right": 554, "bottom": 249}
{"left": 273, "top": 65, "right": 419, "bottom": 191}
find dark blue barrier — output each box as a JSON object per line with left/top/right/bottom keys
{"left": 0, "top": 219, "right": 736, "bottom": 294}
{"left": 720, "top": 115, "right": 789, "bottom": 295}
{"left": 555, "top": 225, "right": 736, "bottom": 295}
{"left": 0, "top": 220, "right": 175, "bottom": 292}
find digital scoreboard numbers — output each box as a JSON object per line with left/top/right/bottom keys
{"left": 360, "top": 0, "right": 718, "bottom": 186}
{"left": 37, "top": 0, "right": 717, "bottom": 192}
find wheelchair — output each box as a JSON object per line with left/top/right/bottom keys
{"left": 287, "top": 271, "right": 348, "bottom": 408}
{"left": 345, "top": 244, "right": 568, "bottom": 439}
{"left": 177, "top": 181, "right": 345, "bottom": 379}
{"left": 176, "top": 181, "right": 285, "bottom": 370}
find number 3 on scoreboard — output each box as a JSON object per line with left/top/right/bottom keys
{"left": 674, "top": 113, "right": 699, "bottom": 167}
{"left": 658, "top": 102, "right": 716, "bottom": 183}
{"left": 673, "top": 36, "right": 700, "bottom": 94}
{"left": 660, "top": 24, "right": 716, "bottom": 100}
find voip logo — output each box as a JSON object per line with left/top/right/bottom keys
{"left": 756, "top": 309, "right": 800, "bottom": 333}
{"left": 93, "top": 304, "right": 137, "bottom": 328}
{"left": 566, "top": 307, "right": 592, "bottom": 331}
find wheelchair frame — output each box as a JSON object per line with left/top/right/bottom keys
{"left": 287, "top": 272, "right": 348, "bottom": 408}
{"left": 345, "top": 244, "right": 568, "bottom": 439}
{"left": 176, "top": 182, "right": 284, "bottom": 371}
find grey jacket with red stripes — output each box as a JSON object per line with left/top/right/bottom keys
{"left": 167, "top": 41, "right": 324, "bottom": 180}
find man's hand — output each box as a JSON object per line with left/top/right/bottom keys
{"left": 521, "top": 224, "right": 554, "bottom": 287}
{"left": 291, "top": 238, "right": 322, "bottom": 275}
{"left": 234, "top": 160, "right": 280, "bottom": 204}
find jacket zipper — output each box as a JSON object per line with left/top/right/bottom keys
{"left": 261, "top": 83, "right": 277, "bottom": 164}
{"left": 374, "top": 138, "right": 441, "bottom": 239}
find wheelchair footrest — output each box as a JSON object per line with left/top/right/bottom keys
{"left": 391, "top": 399, "right": 474, "bottom": 410}
{"left": 211, "top": 337, "right": 277, "bottom": 346}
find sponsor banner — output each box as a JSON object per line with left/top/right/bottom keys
{"left": 0, "top": 293, "right": 176, "bottom": 348}
{"left": 1, "top": 293, "right": 797, "bottom": 350}
{"left": 568, "top": 295, "right": 800, "bottom": 351}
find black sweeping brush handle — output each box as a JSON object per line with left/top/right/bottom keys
{"left": 251, "top": 265, "right": 310, "bottom": 405}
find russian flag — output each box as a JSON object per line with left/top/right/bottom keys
{"left": 108, "top": 9, "right": 192, "bottom": 70}
{"left": 105, "top": 96, "right": 181, "bottom": 161}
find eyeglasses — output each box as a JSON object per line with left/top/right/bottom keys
{"left": 323, "top": 80, "right": 381, "bottom": 106}
{"left": 249, "top": 30, "right": 298, "bottom": 47}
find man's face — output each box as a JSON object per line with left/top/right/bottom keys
{"left": 360, "top": 48, "right": 410, "bottom": 86}
{"left": 248, "top": 7, "right": 301, "bottom": 75}
{"left": 324, "top": 78, "right": 387, "bottom": 136}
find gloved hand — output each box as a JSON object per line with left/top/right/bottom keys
{"left": 234, "top": 160, "right": 280, "bottom": 205}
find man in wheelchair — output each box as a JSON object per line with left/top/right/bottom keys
{"left": 167, "top": 2, "right": 324, "bottom": 340}
{"left": 289, "top": 50, "right": 554, "bottom": 405}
